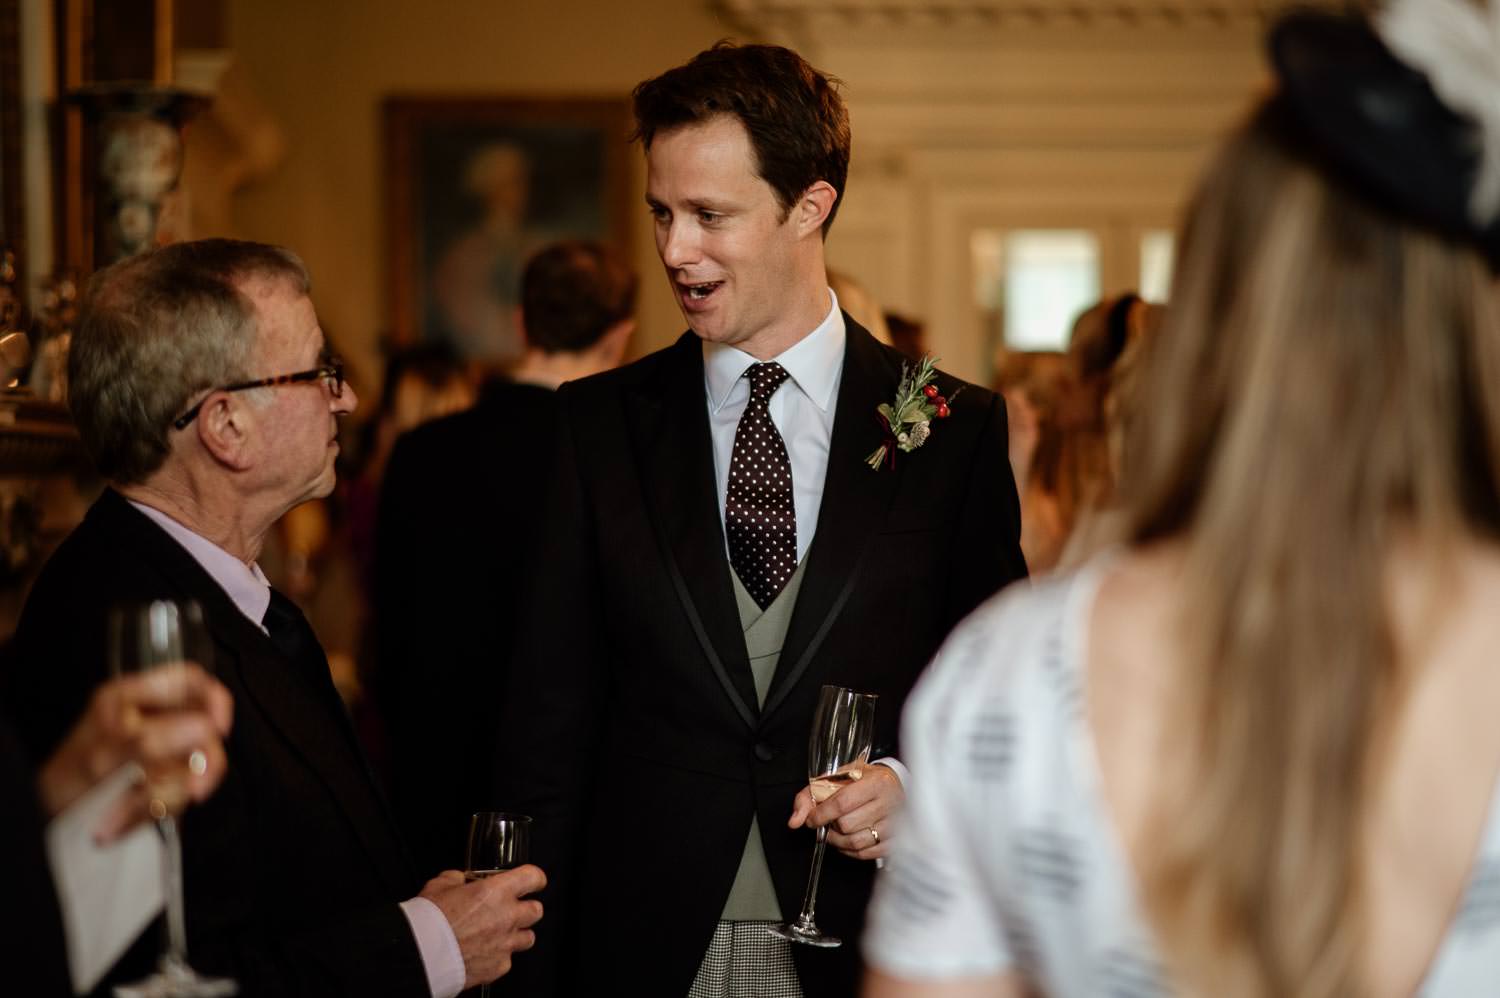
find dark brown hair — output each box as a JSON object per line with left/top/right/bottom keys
{"left": 521, "top": 240, "right": 637, "bottom": 354}
{"left": 631, "top": 41, "right": 851, "bottom": 236}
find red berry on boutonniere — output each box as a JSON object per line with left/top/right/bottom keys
{"left": 934, "top": 395, "right": 947, "bottom": 407}
{"left": 937, "top": 404, "right": 951, "bottom": 418}
{"left": 923, "top": 384, "right": 938, "bottom": 399}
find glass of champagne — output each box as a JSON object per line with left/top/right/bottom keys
{"left": 768, "top": 684, "right": 878, "bottom": 948}
{"left": 109, "top": 600, "right": 237, "bottom": 998}
{"left": 465, "top": 812, "right": 532, "bottom": 996}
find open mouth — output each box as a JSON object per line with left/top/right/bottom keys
{"left": 680, "top": 280, "right": 723, "bottom": 302}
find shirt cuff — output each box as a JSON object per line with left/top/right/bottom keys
{"left": 399, "top": 896, "right": 465, "bottom": 998}
{"left": 872, "top": 756, "right": 909, "bottom": 787}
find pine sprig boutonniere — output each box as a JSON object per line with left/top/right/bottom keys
{"left": 866, "top": 355, "right": 961, "bottom": 470}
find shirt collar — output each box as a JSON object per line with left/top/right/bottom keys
{"left": 703, "top": 288, "right": 845, "bottom": 414}
{"left": 128, "top": 499, "right": 272, "bottom": 630}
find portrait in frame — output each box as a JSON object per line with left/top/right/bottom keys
{"left": 384, "top": 97, "right": 632, "bottom": 362}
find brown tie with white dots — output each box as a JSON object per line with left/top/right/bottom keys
{"left": 726, "top": 362, "right": 797, "bottom": 610}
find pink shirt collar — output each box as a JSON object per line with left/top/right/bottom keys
{"left": 128, "top": 499, "right": 271, "bottom": 633}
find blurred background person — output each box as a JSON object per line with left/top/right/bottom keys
{"left": 993, "top": 295, "right": 1159, "bottom": 575}
{"left": 992, "top": 348, "right": 1071, "bottom": 573}
{"left": 866, "top": 2, "right": 1500, "bottom": 996}
{"left": 375, "top": 239, "right": 635, "bottom": 878}
{"left": 1053, "top": 291, "right": 1162, "bottom": 570}
{"left": 883, "top": 310, "right": 928, "bottom": 364}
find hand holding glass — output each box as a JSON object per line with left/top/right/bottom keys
{"left": 768, "top": 684, "right": 878, "bottom": 948}
{"left": 465, "top": 812, "right": 532, "bottom": 996}
{"left": 109, "top": 600, "right": 237, "bottom": 998}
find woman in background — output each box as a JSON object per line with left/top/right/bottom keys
{"left": 864, "top": 2, "right": 1500, "bottom": 996}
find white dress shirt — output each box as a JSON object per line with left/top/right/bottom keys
{"left": 704, "top": 288, "right": 845, "bottom": 563}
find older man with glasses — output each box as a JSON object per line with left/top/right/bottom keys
{"left": 5, "top": 238, "right": 543, "bottom": 997}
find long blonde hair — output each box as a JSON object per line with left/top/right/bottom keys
{"left": 1119, "top": 98, "right": 1500, "bottom": 996}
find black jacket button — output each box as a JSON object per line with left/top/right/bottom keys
{"left": 753, "top": 742, "right": 775, "bottom": 762}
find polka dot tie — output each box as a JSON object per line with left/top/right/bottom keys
{"left": 726, "top": 362, "right": 797, "bottom": 610}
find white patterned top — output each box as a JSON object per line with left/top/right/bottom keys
{"left": 863, "top": 560, "right": 1500, "bottom": 996}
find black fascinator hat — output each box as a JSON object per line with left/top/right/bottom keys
{"left": 1270, "top": 5, "right": 1500, "bottom": 269}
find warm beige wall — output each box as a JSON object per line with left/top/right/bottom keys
{"left": 225, "top": 0, "right": 742, "bottom": 400}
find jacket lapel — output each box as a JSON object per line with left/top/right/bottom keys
{"left": 761, "top": 320, "right": 904, "bottom": 724}
{"left": 626, "top": 335, "right": 760, "bottom": 729}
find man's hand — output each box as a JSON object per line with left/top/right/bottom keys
{"left": 788, "top": 762, "right": 904, "bottom": 861}
{"left": 420, "top": 865, "right": 546, "bottom": 989}
{"left": 37, "top": 663, "right": 233, "bottom": 842}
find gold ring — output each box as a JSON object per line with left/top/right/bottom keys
{"left": 868, "top": 826, "right": 880, "bottom": 846}
{"left": 148, "top": 797, "right": 169, "bottom": 820}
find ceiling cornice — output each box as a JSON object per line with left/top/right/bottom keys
{"left": 713, "top": 0, "right": 1357, "bottom": 33}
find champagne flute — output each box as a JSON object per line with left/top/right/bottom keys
{"left": 109, "top": 600, "right": 237, "bottom": 998}
{"left": 768, "top": 684, "right": 878, "bottom": 948}
{"left": 465, "top": 812, "right": 532, "bottom": 997}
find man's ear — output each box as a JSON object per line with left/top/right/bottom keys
{"left": 195, "top": 394, "right": 255, "bottom": 472}
{"left": 795, "top": 181, "right": 837, "bottom": 238}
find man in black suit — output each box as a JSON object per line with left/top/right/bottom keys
{"left": 496, "top": 44, "right": 1027, "bottom": 998}
{"left": 7, "top": 239, "right": 543, "bottom": 997}
{"left": 376, "top": 240, "right": 635, "bottom": 879}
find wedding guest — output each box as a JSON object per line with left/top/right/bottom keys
{"left": 7, "top": 239, "right": 542, "bottom": 997}
{"left": 496, "top": 43, "right": 1026, "bottom": 998}
{"left": 992, "top": 349, "right": 1071, "bottom": 572}
{"left": 865, "top": 3, "right": 1500, "bottom": 996}
{"left": 375, "top": 239, "right": 635, "bottom": 878}
{"left": 3, "top": 665, "right": 231, "bottom": 997}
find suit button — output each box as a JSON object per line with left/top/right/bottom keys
{"left": 753, "top": 742, "right": 775, "bottom": 762}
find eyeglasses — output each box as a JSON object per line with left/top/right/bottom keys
{"left": 172, "top": 360, "right": 345, "bottom": 430}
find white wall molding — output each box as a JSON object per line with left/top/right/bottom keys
{"left": 716, "top": 0, "right": 1348, "bottom": 36}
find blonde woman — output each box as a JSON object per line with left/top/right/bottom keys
{"left": 864, "top": 3, "right": 1500, "bottom": 996}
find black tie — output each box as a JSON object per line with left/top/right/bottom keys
{"left": 726, "top": 362, "right": 797, "bottom": 610}
{"left": 263, "top": 587, "right": 317, "bottom": 665}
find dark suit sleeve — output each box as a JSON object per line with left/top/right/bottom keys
{"left": 943, "top": 391, "right": 1029, "bottom": 636}
{"left": 182, "top": 902, "right": 427, "bottom": 998}
{"left": 492, "top": 385, "right": 609, "bottom": 997}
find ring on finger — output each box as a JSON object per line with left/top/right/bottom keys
{"left": 868, "top": 826, "right": 880, "bottom": 846}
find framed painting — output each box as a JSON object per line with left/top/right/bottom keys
{"left": 384, "top": 97, "right": 632, "bottom": 361}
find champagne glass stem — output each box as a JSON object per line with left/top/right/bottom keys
{"left": 793, "top": 825, "right": 830, "bottom": 930}
{"left": 160, "top": 816, "right": 191, "bottom": 970}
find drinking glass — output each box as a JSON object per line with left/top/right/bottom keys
{"left": 465, "top": 812, "right": 532, "bottom": 996}
{"left": 109, "top": 600, "right": 237, "bottom": 998}
{"left": 768, "top": 684, "right": 878, "bottom": 948}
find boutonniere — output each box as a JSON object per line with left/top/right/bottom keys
{"left": 865, "top": 355, "right": 960, "bottom": 471}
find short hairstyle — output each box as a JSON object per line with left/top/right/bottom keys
{"left": 520, "top": 240, "right": 637, "bottom": 354}
{"left": 631, "top": 41, "right": 851, "bottom": 236}
{"left": 68, "top": 238, "right": 310, "bottom": 484}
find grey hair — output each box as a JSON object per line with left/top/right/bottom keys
{"left": 67, "top": 238, "right": 311, "bottom": 484}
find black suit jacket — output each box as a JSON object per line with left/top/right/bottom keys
{"left": 496, "top": 319, "right": 1027, "bottom": 997}
{"left": 6, "top": 490, "right": 429, "bottom": 997}
{"left": 375, "top": 379, "right": 557, "bottom": 877}
{"left": 0, "top": 714, "right": 72, "bottom": 997}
